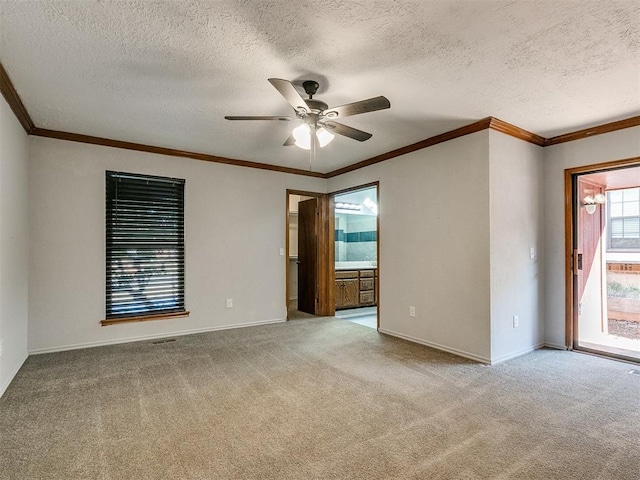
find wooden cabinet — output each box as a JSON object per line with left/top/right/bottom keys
{"left": 359, "top": 269, "right": 375, "bottom": 306}
{"left": 335, "top": 271, "right": 360, "bottom": 309}
{"left": 335, "top": 269, "right": 377, "bottom": 310}
{"left": 375, "top": 274, "right": 378, "bottom": 305}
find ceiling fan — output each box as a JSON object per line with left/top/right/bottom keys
{"left": 225, "top": 78, "right": 390, "bottom": 159}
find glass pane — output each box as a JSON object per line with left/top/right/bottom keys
{"left": 623, "top": 201, "right": 640, "bottom": 217}
{"left": 610, "top": 218, "right": 623, "bottom": 238}
{"left": 610, "top": 203, "right": 623, "bottom": 217}
{"left": 608, "top": 190, "right": 623, "bottom": 203}
{"left": 623, "top": 217, "right": 640, "bottom": 238}
{"left": 623, "top": 188, "right": 640, "bottom": 202}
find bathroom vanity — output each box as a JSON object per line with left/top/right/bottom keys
{"left": 335, "top": 264, "right": 377, "bottom": 310}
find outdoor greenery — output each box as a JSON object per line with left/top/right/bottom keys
{"left": 607, "top": 281, "right": 640, "bottom": 300}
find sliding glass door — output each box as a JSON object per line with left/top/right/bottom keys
{"left": 572, "top": 167, "right": 640, "bottom": 361}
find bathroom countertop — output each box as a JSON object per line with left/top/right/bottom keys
{"left": 335, "top": 262, "right": 377, "bottom": 270}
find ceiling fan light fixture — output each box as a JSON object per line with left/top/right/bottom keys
{"left": 316, "top": 127, "right": 335, "bottom": 147}
{"left": 292, "top": 124, "right": 311, "bottom": 150}
{"left": 225, "top": 78, "right": 389, "bottom": 158}
{"left": 292, "top": 124, "right": 335, "bottom": 150}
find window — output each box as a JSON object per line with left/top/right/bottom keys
{"left": 608, "top": 187, "right": 640, "bottom": 249}
{"left": 105, "top": 171, "right": 185, "bottom": 320}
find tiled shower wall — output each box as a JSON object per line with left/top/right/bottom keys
{"left": 335, "top": 214, "right": 377, "bottom": 262}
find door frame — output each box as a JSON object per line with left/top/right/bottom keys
{"left": 285, "top": 189, "right": 335, "bottom": 319}
{"left": 330, "top": 181, "right": 381, "bottom": 330}
{"left": 565, "top": 156, "right": 640, "bottom": 359}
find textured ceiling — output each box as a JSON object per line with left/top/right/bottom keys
{"left": 0, "top": 0, "right": 638, "bottom": 174}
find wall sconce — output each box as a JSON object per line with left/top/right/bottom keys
{"left": 582, "top": 192, "right": 606, "bottom": 214}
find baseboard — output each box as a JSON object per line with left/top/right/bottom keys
{"left": 542, "top": 342, "right": 568, "bottom": 351}
{"left": 29, "top": 318, "right": 286, "bottom": 355}
{"left": 0, "top": 351, "right": 29, "bottom": 398}
{"left": 378, "top": 328, "right": 491, "bottom": 364}
{"left": 490, "top": 343, "right": 546, "bottom": 365}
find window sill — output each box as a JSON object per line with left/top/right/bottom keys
{"left": 101, "top": 311, "right": 190, "bottom": 326}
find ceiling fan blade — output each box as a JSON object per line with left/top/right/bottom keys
{"left": 268, "top": 78, "right": 310, "bottom": 114}
{"left": 283, "top": 133, "right": 296, "bottom": 146}
{"left": 322, "top": 96, "right": 390, "bottom": 119}
{"left": 224, "top": 115, "right": 293, "bottom": 121}
{"left": 323, "top": 121, "right": 373, "bottom": 142}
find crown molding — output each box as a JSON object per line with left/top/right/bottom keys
{"left": 325, "top": 118, "right": 493, "bottom": 178}
{"left": 488, "top": 117, "right": 546, "bottom": 146}
{"left": 324, "top": 117, "right": 546, "bottom": 178}
{"left": 544, "top": 116, "right": 640, "bottom": 146}
{"left": 0, "top": 62, "right": 35, "bottom": 134}
{"left": 2, "top": 61, "right": 639, "bottom": 179}
{"left": 30, "top": 128, "right": 326, "bottom": 178}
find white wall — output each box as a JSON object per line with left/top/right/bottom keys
{"left": 0, "top": 96, "right": 29, "bottom": 396}
{"left": 543, "top": 126, "right": 640, "bottom": 348}
{"left": 489, "top": 131, "right": 545, "bottom": 363}
{"left": 28, "top": 137, "right": 325, "bottom": 353}
{"left": 22, "top": 119, "right": 636, "bottom": 363}
{"left": 328, "top": 131, "right": 492, "bottom": 362}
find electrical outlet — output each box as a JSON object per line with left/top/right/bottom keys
{"left": 409, "top": 306, "right": 416, "bottom": 317}
{"left": 226, "top": 298, "right": 233, "bottom": 308}
{"left": 513, "top": 315, "right": 519, "bottom": 328}
{"left": 529, "top": 247, "right": 536, "bottom": 260}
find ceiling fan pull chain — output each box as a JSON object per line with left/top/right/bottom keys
{"left": 310, "top": 123, "right": 316, "bottom": 170}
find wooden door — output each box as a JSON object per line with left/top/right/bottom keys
{"left": 576, "top": 179, "right": 605, "bottom": 304}
{"left": 298, "top": 198, "right": 318, "bottom": 314}
{"left": 575, "top": 178, "right": 607, "bottom": 340}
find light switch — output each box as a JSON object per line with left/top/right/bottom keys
{"left": 279, "top": 248, "right": 285, "bottom": 256}
{"left": 529, "top": 247, "right": 535, "bottom": 259}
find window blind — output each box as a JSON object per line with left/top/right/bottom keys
{"left": 106, "top": 171, "right": 185, "bottom": 319}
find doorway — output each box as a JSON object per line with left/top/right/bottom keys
{"left": 286, "top": 190, "right": 334, "bottom": 320}
{"left": 287, "top": 193, "right": 315, "bottom": 317}
{"left": 332, "top": 183, "right": 380, "bottom": 330}
{"left": 568, "top": 161, "right": 640, "bottom": 362}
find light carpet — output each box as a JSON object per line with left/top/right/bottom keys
{"left": 1, "top": 317, "right": 639, "bottom": 479}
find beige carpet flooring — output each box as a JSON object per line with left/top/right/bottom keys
{"left": 1, "top": 316, "right": 639, "bottom": 479}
